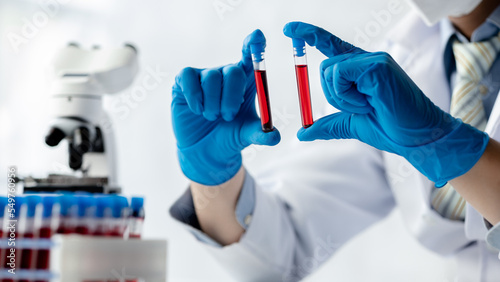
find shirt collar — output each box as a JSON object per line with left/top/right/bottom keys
{"left": 440, "top": 5, "right": 500, "bottom": 82}
{"left": 441, "top": 5, "right": 500, "bottom": 45}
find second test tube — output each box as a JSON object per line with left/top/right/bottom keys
{"left": 292, "top": 39, "right": 314, "bottom": 128}
{"left": 250, "top": 43, "right": 274, "bottom": 132}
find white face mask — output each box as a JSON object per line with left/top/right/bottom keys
{"left": 406, "top": 0, "right": 483, "bottom": 26}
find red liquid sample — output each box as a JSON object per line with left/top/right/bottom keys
{"left": 19, "top": 232, "right": 34, "bottom": 282}
{"left": 93, "top": 225, "right": 106, "bottom": 236}
{"left": 75, "top": 225, "right": 89, "bottom": 235}
{"left": 56, "top": 218, "right": 75, "bottom": 234}
{"left": 254, "top": 70, "right": 273, "bottom": 132}
{"left": 34, "top": 227, "right": 52, "bottom": 282}
{"left": 295, "top": 65, "right": 314, "bottom": 128}
{"left": 1, "top": 230, "right": 16, "bottom": 282}
{"left": 106, "top": 227, "right": 123, "bottom": 238}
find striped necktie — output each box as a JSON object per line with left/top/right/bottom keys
{"left": 431, "top": 33, "right": 500, "bottom": 220}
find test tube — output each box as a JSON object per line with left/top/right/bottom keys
{"left": 56, "top": 195, "right": 77, "bottom": 234}
{"left": 128, "top": 197, "right": 144, "bottom": 239}
{"left": 250, "top": 43, "right": 274, "bottom": 132}
{"left": 19, "top": 195, "right": 42, "bottom": 282}
{"left": 74, "top": 195, "right": 96, "bottom": 235}
{"left": 108, "top": 196, "right": 129, "bottom": 238}
{"left": 292, "top": 39, "right": 314, "bottom": 128}
{"left": 34, "top": 196, "right": 60, "bottom": 282}
{"left": 93, "top": 196, "right": 112, "bottom": 236}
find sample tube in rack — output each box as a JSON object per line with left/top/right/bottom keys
{"left": 250, "top": 43, "right": 274, "bottom": 132}
{"left": 74, "top": 195, "right": 95, "bottom": 235}
{"left": 93, "top": 196, "right": 113, "bottom": 236}
{"left": 292, "top": 39, "right": 314, "bottom": 128}
{"left": 19, "top": 195, "right": 42, "bottom": 282}
{"left": 128, "top": 197, "right": 145, "bottom": 239}
{"left": 34, "top": 196, "right": 60, "bottom": 282}
{"left": 108, "top": 196, "right": 129, "bottom": 238}
{"left": 56, "top": 195, "right": 77, "bottom": 234}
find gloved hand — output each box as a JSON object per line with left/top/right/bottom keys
{"left": 284, "top": 21, "right": 489, "bottom": 187}
{"left": 172, "top": 30, "right": 280, "bottom": 186}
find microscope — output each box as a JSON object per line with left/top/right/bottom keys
{"left": 22, "top": 43, "right": 139, "bottom": 194}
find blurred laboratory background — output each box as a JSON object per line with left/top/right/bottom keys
{"left": 0, "top": 0, "right": 458, "bottom": 281}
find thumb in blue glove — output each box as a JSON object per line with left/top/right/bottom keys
{"left": 172, "top": 29, "right": 281, "bottom": 186}
{"left": 283, "top": 21, "right": 489, "bottom": 187}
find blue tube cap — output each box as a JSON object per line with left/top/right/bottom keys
{"left": 59, "top": 195, "right": 76, "bottom": 217}
{"left": 112, "top": 196, "right": 129, "bottom": 218}
{"left": 13, "top": 196, "right": 26, "bottom": 219}
{"left": 76, "top": 195, "right": 96, "bottom": 218}
{"left": 42, "top": 196, "right": 60, "bottom": 218}
{"left": 250, "top": 43, "right": 265, "bottom": 62}
{"left": 96, "top": 196, "right": 113, "bottom": 218}
{"left": 292, "top": 38, "right": 306, "bottom": 56}
{"left": 131, "top": 197, "right": 144, "bottom": 213}
{"left": 0, "top": 197, "right": 8, "bottom": 218}
{"left": 25, "top": 195, "right": 42, "bottom": 218}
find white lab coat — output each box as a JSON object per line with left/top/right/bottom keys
{"left": 180, "top": 12, "right": 500, "bottom": 282}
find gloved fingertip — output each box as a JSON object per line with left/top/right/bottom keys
{"left": 222, "top": 112, "right": 235, "bottom": 122}
{"left": 296, "top": 127, "right": 316, "bottom": 142}
{"left": 254, "top": 128, "right": 281, "bottom": 146}
{"left": 244, "top": 29, "right": 266, "bottom": 49}
{"left": 188, "top": 103, "right": 202, "bottom": 115}
{"left": 283, "top": 21, "right": 301, "bottom": 38}
{"left": 203, "top": 112, "right": 218, "bottom": 121}
{"left": 251, "top": 29, "right": 265, "bottom": 41}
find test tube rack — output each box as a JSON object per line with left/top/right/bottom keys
{"left": 50, "top": 235, "right": 167, "bottom": 282}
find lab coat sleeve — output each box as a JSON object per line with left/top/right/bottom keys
{"left": 170, "top": 170, "right": 256, "bottom": 247}
{"left": 171, "top": 138, "right": 396, "bottom": 281}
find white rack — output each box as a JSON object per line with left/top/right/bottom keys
{"left": 50, "top": 235, "right": 167, "bottom": 282}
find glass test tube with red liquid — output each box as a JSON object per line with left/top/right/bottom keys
{"left": 250, "top": 43, "right": 274, "bottom": 132}
{"left": 34, "top": 196, "right": 60, "bottom": 282}
{"left": 74, "top": 196, "right": 96, "bottom": 235}
{"left": 18, "top": 195, "right": 42, "bottom": 282}
{"left": 93, "top": 196, "right": 113, "bottom": 236}
{"left": 128, "top": 197, "right": 144, "bottom": 239}
{"left": 292, "top": 39, "right": 314, "bottom": 128}
{"left": 57, "top": 195, "right": 78, "bottom": 235}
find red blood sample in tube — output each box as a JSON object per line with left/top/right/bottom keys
{"left": 19, "top": 232, "right": 34, "bottom": 282}
{"left": 34, "top": 226, "right": 52, "bottom": 276}
{"left": 295, "top": 65, "right": 313, "bottom": 128}
{"left": 254, "top": 70, "right": 273, "bottom": 132}
{"left": 75, "top": 225, "right": 90, "bottom": 235}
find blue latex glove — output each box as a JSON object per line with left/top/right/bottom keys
{"left": 172, "top": 30, "right": 281, "bottom": 186}
{"left": 284, "top": 22, "right": 489, "bottom": 187}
